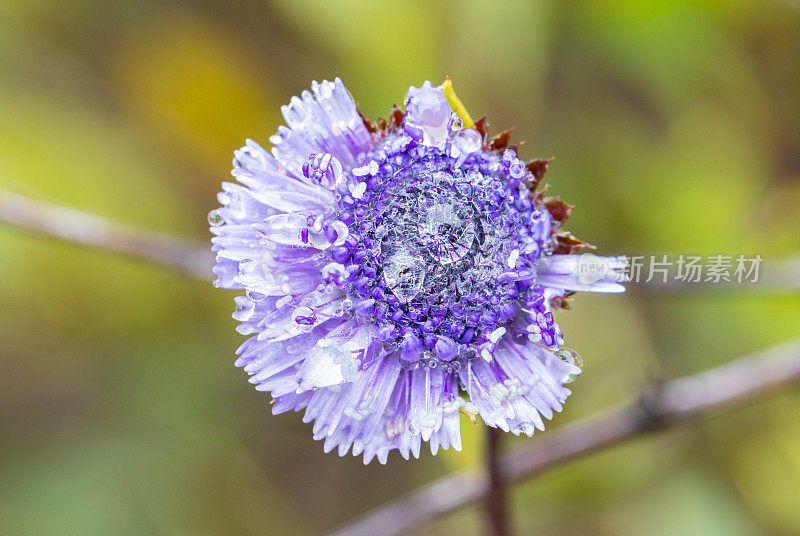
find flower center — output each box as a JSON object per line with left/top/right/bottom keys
{"left": 332, "top": 134, "right": 556, "bottom": 368}
{"left": 376, "top": 170, "right": 482, "bottom": 304}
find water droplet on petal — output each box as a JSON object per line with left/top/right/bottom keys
{"left": 555, "top": 348, "right": 583, "bottom": 383}
{"left": 245, "top": 289, "right": 266, "bottom": 301}
{"left": 291, "top": 305, "right": 317, "bottom": 330}
{"left": 207, "top": 209, "right": 224, "bottom": 226}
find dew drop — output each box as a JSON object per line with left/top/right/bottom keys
{"left": 245, "top": 289, "right": 266, "bottom": 301}
{"left": 382, "top": 249, "right": 427, "bottom": 303}
{"left": 555, "top": 348, "right": 583, "bottom": 384}
{"left": 449, "top": 113, "right": 464, "bottom": 133}
{"left": 291, "top": 306, "right": 317, "bottom": 327}
{"left": 207, "top": 209, "right": 224, "bottom": 226}
{"left": 339, "top": 298, "right": 354, "bottom": 317}
{"left": 419, "top": 203, "right": 475, "bottom": 265}
{"left": 452, "top": 128, "right": 482, "bottom": 156}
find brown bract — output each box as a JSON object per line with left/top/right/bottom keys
{"left": 542, "top": 196, "right": 574, "bottom": 228}
{"left": 486, "top": 129, "right": 514, "bottom": 151}
{"left": 550, "top": 292, "right": 576, "bottom": 310}
{"left": 524, "top": 157, "right": 554, "bottom": 191}
{"left": 358, "top": 104, "right": 405, "bottom": 140}
{"left": 552, "top": 231, "right": 594, "bottom": 255}
{"left": 473, "top": 116, "right": 489, "bottom": 141}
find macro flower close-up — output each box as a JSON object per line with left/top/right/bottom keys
{"left": 4, "top": 3, "right": 800, "bottom": 534}
{"left": 210, "top": 78, "right": 626, "bottom": 463}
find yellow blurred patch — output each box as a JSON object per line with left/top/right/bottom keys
{"left": 731, "top": 400, "right": 800, "bottom": 533}
{"left": 111, "top": 11, "right": 279, "bottom": 175}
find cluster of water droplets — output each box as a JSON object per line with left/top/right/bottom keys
{"left": 374, "top": 170, "right": 492, "bottom": 305}
{"left": 324, "top": 116, "right": 566, "bottom": 371}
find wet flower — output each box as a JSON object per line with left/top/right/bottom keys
{"left": 210, "top": 78, "right": 625, "bottom": 463}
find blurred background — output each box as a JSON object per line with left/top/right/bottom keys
{"left": 1, "top": 0, "right": 799, "bottom": 535}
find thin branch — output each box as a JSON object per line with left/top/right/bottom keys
{"left": 2, "top": 190, "right": 798, "bottom": 293}
{"left": 485, "top": 428, "right": 511, "bottom": 536}
{"left": 326, "top": 336, "right": 800, "bottom": 536}
{"left": 0, "top": 190, "right": 212, "bottom": 279}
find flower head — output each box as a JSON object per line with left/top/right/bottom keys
{"left": 210, "top": 78, "right": 625, "bottom": 463}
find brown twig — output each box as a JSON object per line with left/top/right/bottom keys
{"left": 325, "top": 336, "right": 800, "bottom": 536}
{"left": 0, "top": 190, "right": 212, "bottom": 280}
{"left": 3, "top": 190, "right": 798, "bottom": 293}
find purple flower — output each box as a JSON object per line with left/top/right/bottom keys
{"left": 210, "top": 78, "right": 625, "bottom": 463}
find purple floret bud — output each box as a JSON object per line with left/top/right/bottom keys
{"left": 377, "top": 323, "right": 400, "bottom": 341}
{"left": 302, "top": 152, "right": 343, "bottom": 189}
{"left": 321, "top": 262, "right": 348, "bottom": 287}
{"left": 531, "top": 210, "right": 552, "bottom": 242}
{"left": 399, "top": 333, "right": 422, "bottom": 368}
{"left": 404, "top": 81, "right": 453, "bottom": 146}
{"left": 435, "top": 336, "right": 458, "bottom": 361}
{"left": 354, "top": 298, "right": 375, "bottom": 317}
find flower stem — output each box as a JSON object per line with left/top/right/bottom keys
{"left": 486, "top": 427, "right": 512, "bottom": 536}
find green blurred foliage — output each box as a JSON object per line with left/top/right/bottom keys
{"left": 0, "top": 0, "right": 799, "bottom": 535}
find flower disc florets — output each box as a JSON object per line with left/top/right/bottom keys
{"left": 329, "top": 127, "right": 560, "bottom": 371}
